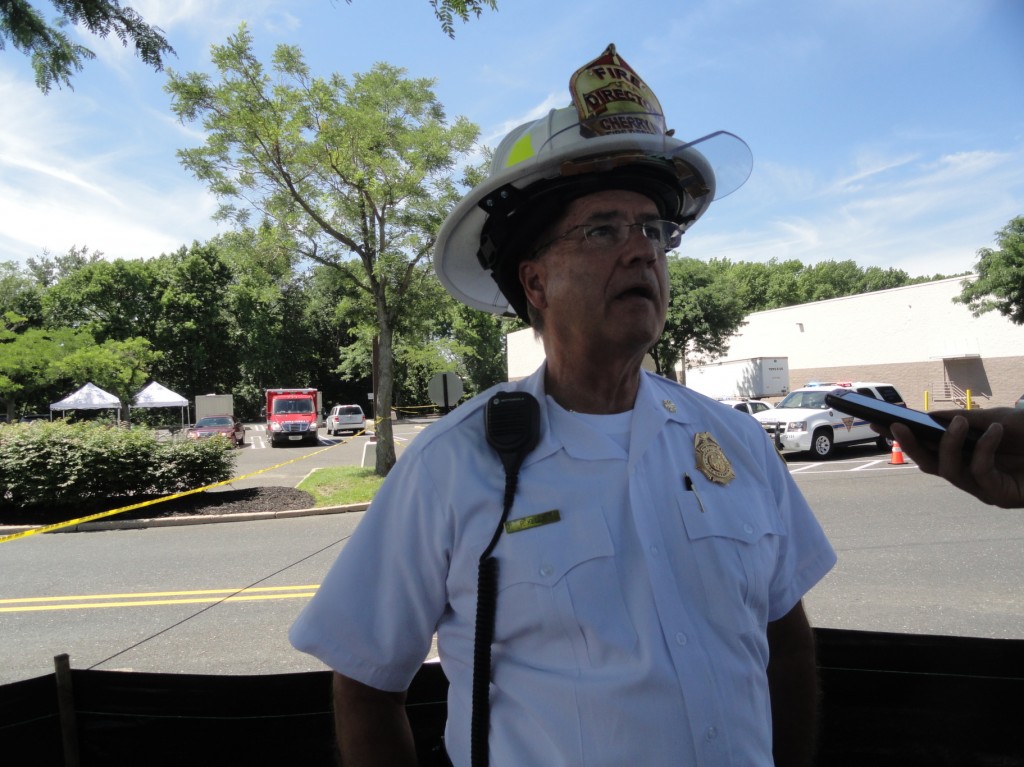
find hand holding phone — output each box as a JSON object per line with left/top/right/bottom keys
{"left": 823, "top": 389, "right": 980, "bottom": 452}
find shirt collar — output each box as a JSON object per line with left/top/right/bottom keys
{"left": 517, "top": 365, "right": 691, "bottom": 465}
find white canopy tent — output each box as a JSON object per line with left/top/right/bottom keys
{"left": 131, "top": 382, "right": 190, "bottom": 426}
{"left": 49, "top": 382, "right": 122, "bottom": 422}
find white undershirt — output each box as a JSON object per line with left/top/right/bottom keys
{"left": 546, "top": 395, "right": 633, "bottom": 452}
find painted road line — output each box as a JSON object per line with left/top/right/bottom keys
{"left": 0, "top": 585, "right": 319, "bottom": 613}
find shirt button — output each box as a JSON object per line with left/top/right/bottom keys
{"left": 539, "top": 564, "right": 554, "bottom": 577}
{"left": 743, "top": 524, "right": 754, "bottom": 534}
{"left": 705, "top": 726, "right": 718, "bottom": 741}
{"left": 675, "top": 632, "right": 688, "bottom": 646}
{"left": 649, "top": 545, "right": 659, "bottom": 557}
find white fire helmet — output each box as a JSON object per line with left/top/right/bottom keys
{"left": 433, "top": 44, "right": 752, "bottom": 323}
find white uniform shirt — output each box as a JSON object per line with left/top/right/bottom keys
{"left": 290, "top": 366, "right": 836, "bottom": 766}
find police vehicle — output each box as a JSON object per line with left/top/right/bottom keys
{"left": 753, "top": 381, "right": 906, "bottom": 458}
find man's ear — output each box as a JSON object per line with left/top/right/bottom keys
{"left": 519, "top": 259, "right": 548, "bottom": 312}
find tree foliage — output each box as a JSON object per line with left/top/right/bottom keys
{"left": 423, "top": 0, "right": 498, "bottom": 37}
{"left": 954, "top": 215, "right": 1024, "bottom": 325}
{"left": 0, "top": 0, "right": 174, "bottom": 92}
{"left": 42, "top": 255, "right": 164, "bottom": 341}
{"left": 0, "top": 320, "right": 158, "bottom": 419}
{"left": 165, "top": 27, "right": 478, "bottom": 474}
{"left": 653, "top": 257, "right": 747, "bottom": 381}
{"left": 1, "top": 228, "right": 966, "bottom": 425}
{"left": 343, "top": 0, "right": 498, "bottom": 38}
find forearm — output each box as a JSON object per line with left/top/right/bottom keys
{"left": 332, "top": 672, "right": 417, "bottom": 766}
{"left": 767, "top": 602, "right": 820, "bottom": 767}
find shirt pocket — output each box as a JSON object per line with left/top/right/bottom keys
{"left": 676, "top": 486, "right": 783, "bottom": 635}
{"left": 494, "top": 508, "right": 637, "bottom": 671}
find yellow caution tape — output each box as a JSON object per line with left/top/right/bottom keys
{"left": 0, "top": 428, "right": 367, "bottom": 545}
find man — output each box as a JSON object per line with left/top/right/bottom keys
{"left": 290, "top": 45, "right": 836, "bottom": 766}
{"left": 873, "top": 408, "right": 1024, "bottom": 508}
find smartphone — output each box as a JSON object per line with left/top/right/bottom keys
{"left": 823, "top": 389, "right": 979, "bottom": 452}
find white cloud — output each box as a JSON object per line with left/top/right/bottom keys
{"left": 0, "top": 72, "right": 223, "bottom": 265}
{"left": 484, "top": 92, "right": 565, "bottom": 147}
{"left": 830, "top": 151, "right": 920, "bottom": 194}
{"left": 687, "top": 141, "right": 1024, "bottom": 277}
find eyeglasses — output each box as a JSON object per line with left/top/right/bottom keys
{"left": 534, "top": 219, "right": 684, "bottom": 257}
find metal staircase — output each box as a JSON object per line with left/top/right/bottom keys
{"left": 930, "top": 380, "right": 977, "bottom": 408}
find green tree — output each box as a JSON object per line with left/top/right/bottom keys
{"left": 384, "top": 268, "right": 497, "bottom": 407}
{"left": 653, "top": 257, "right": 747, "bottom": 383}
{"left": 53, "top": 335, "right": 161, "bottom": 410}
{"left": 166, "top": 27, "right": 478, "bottom": 474}
{"left": 2, "top": 1, "right": 497, "bottom": 94}
{"left": 41, "top": 255, "right": 163, "bottom": 341}
{"left": 796, "top": 259, "right": 863, "bottom": 303}
{"left": 343, "top": 0, "right": 498, "bottom": 37}
{"left": 954, "top": 215, "right": 1024, "bottom": 324}
{"left": 151, "top": 242, "right": 238, "bottom": 401}
{"left": 215, "top": 227, "right": 305, "bottom": 418}
{"left": 717, "top": 259, "right": 768, "bottom": 312}
{"left": 0, "top": 262, "right": 43, "bottom": 325}
{"left": 721, "top": 258, "right": 804, "bottom": 312}
{"left": 449, "top": 301, "right": 509, "bottom": 395}
{"left": 860, "top": 265, "right": 911, "bottom": 293}
{"left": 0, "top": 324, "right": 93, "bottom": 418}
{"left": 420, "top": 0, "right": 498, "bottom": 37}
{"left": 763, "top": 259, "right": 805, "bottom": 308}
{"left": 25, "top": 244, "right": 103, "bottom": 287}
{"left": 0, "top": 0, "right": 174, "bottom": 92}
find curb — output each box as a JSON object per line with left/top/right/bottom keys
{"left": 0, "top": 501, "right": 370, "bottom": 537}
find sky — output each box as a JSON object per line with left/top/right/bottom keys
{"left": 1, "top": 0, "right": 1022, "bottom": 279}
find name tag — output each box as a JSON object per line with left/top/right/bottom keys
{"left": 504, "top": 509, "right": 561, "bottom": 534}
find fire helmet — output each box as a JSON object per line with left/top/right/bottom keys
{"left": 433, "top": 44, "right": 752, "bottom": 323}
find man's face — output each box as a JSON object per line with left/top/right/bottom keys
{"left": 519, "top": 189, "right": 670, "bottom": 359}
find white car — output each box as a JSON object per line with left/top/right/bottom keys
{"left": 718, "top": 398, "right": 773, "bottom": 416}
{"left": 325, "top": 404, "right": 366, "bottom": 436}
{"left": 753, "top": 381, "right": 905, "bottom": 458}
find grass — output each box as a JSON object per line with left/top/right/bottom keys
{"left": 297, "top": 466, "right": 385, "bottom": 507}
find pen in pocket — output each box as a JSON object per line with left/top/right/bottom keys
{"left": 683, "top": 473, "right": 706, "bottom": 513}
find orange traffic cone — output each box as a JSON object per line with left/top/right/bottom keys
{"left": 888, "top": 440, "right": 905, "bottom": 465}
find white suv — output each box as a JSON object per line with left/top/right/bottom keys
{"left": 325, "top": 404, "right": 366, "bottom": 436}
{"left": 753, "top": 381, "right": 905, "bottom": 458}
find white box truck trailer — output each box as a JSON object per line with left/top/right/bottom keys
{"left": 685, "top": 357, "right": 790, "bottom": 400}
{"left": 194, "top": 394, "right": 234, "bottom": 423}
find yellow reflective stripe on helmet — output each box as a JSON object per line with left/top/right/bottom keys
{"left": 504, "top": 133, "right": 535, "bottom": 167}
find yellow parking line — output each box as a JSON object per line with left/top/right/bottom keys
{"left": 0, "top": 585, "right": 320, "bottom": 605}
{"left": 0, "top": 585, "right": 321, "bottom": 613}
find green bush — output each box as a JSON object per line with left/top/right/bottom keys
{"left": 0, "top": 421, "right": 237, "bottom": 515}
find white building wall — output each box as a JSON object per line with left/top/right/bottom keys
{"left": 718, "top": 277, "right": 1023, "bottom": 367}
{"left": 507, "top": 277, "right": 1024, "bottom": 407}
{"left": 508, "top": 327, "right": 546, "bottom": 381}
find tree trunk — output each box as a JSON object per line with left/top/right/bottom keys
{"left": 374, "top": 321, "right": 398, "bottom": 476}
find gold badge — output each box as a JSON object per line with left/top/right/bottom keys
{"left": 694, "top": 432, "right": 735, "bottom": 486}
{"left": 569, "top": 44, "right": 666, "bottom": 138}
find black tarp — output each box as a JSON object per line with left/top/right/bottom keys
{"left": 2, "top": 629, "right": 1021, "bottom": 766}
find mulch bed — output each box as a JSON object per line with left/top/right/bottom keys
{"left": 0, "top": 486, "right": 316, "bottom": 526}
